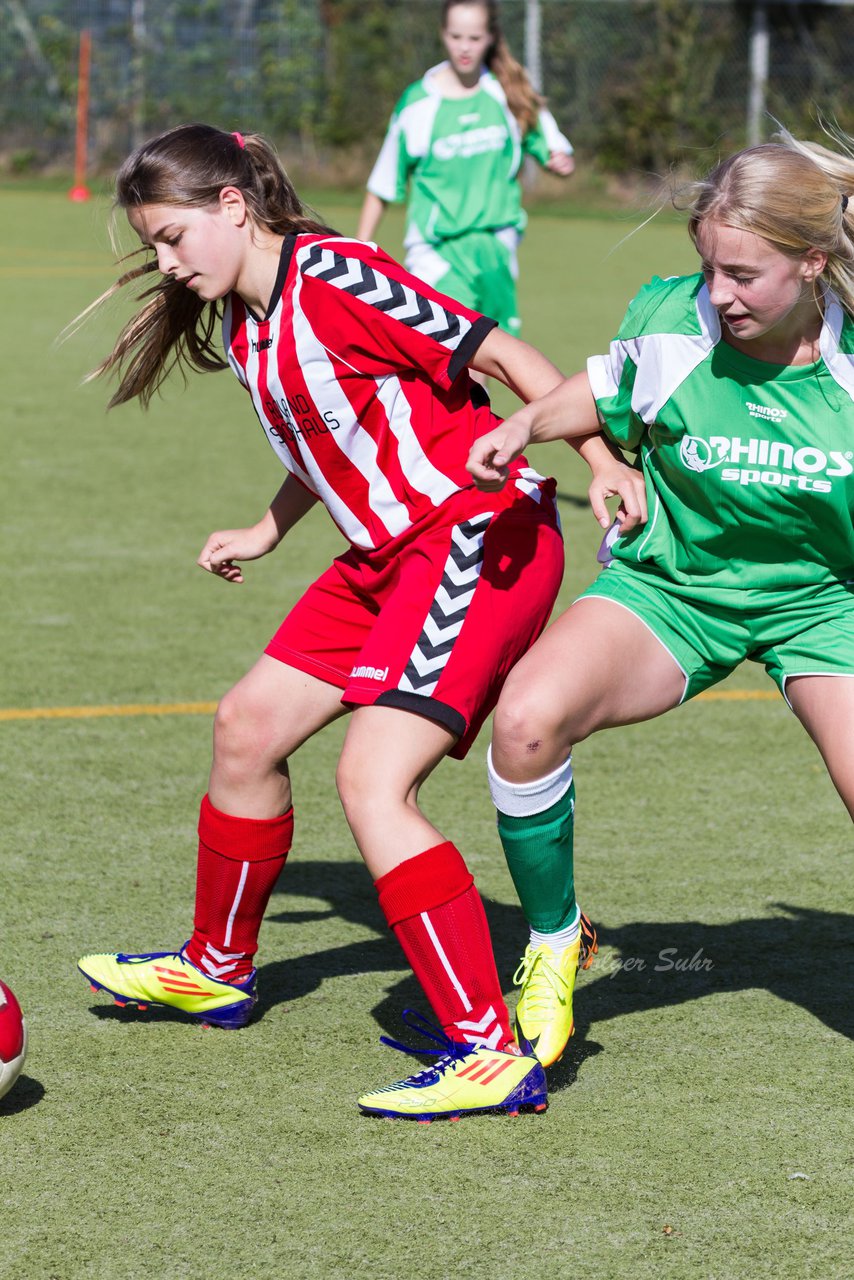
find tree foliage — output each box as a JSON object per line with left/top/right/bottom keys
{"left": 3, "top": 1, "right": 854, "bottom": 175}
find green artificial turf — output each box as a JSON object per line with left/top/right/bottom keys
{"left": 0, "top": 191, "right": 851, "bottom": 1280}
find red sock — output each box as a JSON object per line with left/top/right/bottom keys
{"left": 184, "top": 794, "right": 293, "bottom": 984}
{"left": 375, "top": 842, "right": 514, "bottom": 1051}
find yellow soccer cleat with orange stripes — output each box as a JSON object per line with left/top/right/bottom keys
{"left": 358, "top": 1011, "right": 547, "bottom": 1122}
{"left": 77, "top": 949, "right": 256, "bottom": 1029}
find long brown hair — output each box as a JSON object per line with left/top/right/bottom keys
{"left": 680, "top": 130, "right": 854, "bottom": 316}
{"left": 441, "top": 0, "right": 543, "bottom": 134}
{"left": 85, "top": 123, "right": 336, "bottom": 408}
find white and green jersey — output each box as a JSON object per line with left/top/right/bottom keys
{"left": 367, "top": 61, "right": 573, "bottom": 249}
{"left": 587, "top": 273, "right": 854, "bottom": 594}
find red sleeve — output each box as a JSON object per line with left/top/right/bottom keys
{"left": 293, "top": 238, "right": 497, "bottom": 388}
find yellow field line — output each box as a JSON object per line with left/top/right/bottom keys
{"left": 0, "top": 701, "right": 218, "bottom": 722}
{"left": 698, "top": 689, "right": 778, "bottom": 700}
{"left": 0, "top": 689, "right": 777, "bottom": 723}
{"left": 0, "top": 266, "right": 114, "bottom": 278}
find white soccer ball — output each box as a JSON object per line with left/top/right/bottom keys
{"left": 0, "top": 979, "right": 27, "bottom": 1102}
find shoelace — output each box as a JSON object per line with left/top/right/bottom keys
{"left": 512, "top": 947, "right": 569, "bottom": 1016}
{"left": 380, "top": 1009, "right": 478, "bottom": 1081}
{"left": 115, "top": 950, "right": 174, "bottom": 963}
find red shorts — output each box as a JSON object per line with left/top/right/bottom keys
{"left": 265, "top": 475, "right": 564, "bottom": 758}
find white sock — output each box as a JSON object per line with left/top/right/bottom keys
{"left": 486, "top": 746, "right": 573, "bottom": 817}
{"left": 530, "top": 906, "right": 580, "bottom": 959}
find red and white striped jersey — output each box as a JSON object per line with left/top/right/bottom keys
{"left": 222, "top": 232, "right": 499, "bottom": 550}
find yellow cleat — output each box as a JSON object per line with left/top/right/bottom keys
{"left": 78, "top": 949, "right": 257, "bottom": 1029}
{"left": 513, "top": 912, "right": 598, "bottom": 1067}
{"left": 358, "top": 1012, "right": 547, "bottom": 1122}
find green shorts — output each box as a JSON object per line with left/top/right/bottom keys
{"left": 405, "top": 228, "right": 521, "bottom": 335}
{"left": 580, "top": 563, "right": 854, "bottom": 702}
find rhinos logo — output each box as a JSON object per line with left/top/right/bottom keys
{"left": 679, "top": 435, "right": 728, "bottom": 473}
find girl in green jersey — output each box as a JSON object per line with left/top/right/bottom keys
{"left": 467, "top": 130, "right": 854, "bottom": 1068}
{"left": 357, "top": 0, "right": 574, "bottom": 349}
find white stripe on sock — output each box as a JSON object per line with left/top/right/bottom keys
{"left": 421, "top": 911, "right": 473, "bottom": 1012}
{"left": 223, "top": 861, "right": 250, "bottom": 947}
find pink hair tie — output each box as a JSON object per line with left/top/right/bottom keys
{"left": 232, "top": 131, "right": 246, "bottom": 149}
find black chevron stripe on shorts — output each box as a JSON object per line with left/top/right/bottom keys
{"left": 399, "top": 513, "right": 492, "bottom": 696}
{"left": 300, "top": 244, "right": 468, "bottom": 349}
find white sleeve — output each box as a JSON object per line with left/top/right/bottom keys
{"left": 537, "top": 108, "right": 573, "bottom": 155}
{"left": 366, "top": 116, "right": 406, "bottom": 203}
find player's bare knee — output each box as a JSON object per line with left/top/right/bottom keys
{"left": 494, "top": 690, "right": 562, "bottom": 760}
{"left": 335, "top": 748, "right": 368, "bottom": 820}
{"left": 213, "top": 687, "right": 279, "bottom": 776}
{"left": 336, "top": 749, "right": 409, "bottom": 827}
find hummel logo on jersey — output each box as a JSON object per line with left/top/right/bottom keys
{"left": 299, "top": 244, "right": 471, "bottom": 352}
{"left": 350, "top": 664, "right": 389, "bottom": 682}
{"left": 251, "top": 337, "right": 273, "bottom": 353}
{"left": 679, "top": 432, "right": 853, "bottom": 493}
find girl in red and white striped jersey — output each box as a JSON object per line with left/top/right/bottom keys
{"left": 76, "top": 123, "right": 644, "bottom": 1117}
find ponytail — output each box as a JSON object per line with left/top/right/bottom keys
{"left": 486, "top": 32, "right": 543, "bottom": 136}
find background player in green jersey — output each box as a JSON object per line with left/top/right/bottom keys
{"left": 357, "top": 0, "right": 574, "bottom": 358}
{"left": 467, "top": 129, "right": 854, "bottom": 1068}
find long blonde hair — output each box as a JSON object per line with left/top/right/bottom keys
{"left": 441, "top": 0, "right": 543, "bottom": 134}
{"left": 680, "top": 129, "right": 854, "bottom": 314}
{"left": 85, "top": 123, "right": 336, "bottom": 408}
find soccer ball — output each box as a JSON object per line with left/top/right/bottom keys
{"left": 0, "top": 979, "right": 27, "bottom": 1102}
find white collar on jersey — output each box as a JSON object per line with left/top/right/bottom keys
{"left": 422, "top": 60, "right": 492, "bottom": 96}
{"left": 420, "top": 60, "right": 517, "bottom": 144}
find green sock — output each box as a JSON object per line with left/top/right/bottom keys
{"left": 497, "top": 782, "right": 576, "bottom": 934}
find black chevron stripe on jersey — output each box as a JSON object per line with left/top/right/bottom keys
{"left": 300, "top": 243, "right": 327, "bottom": 274}
{"left": 372, "top": 275, "right": 433, "bottom": 327}
{"left": 399, "top": 514, "right": 492, "bottom": 696}
{"left": 300, "top": 245, "right": 468, "bottom": 350}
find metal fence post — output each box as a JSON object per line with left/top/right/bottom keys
{"left": 747, "top": 0, "right": 770, "bottom": 147}
{"left": 525, "top": 0, "right": 543, "bottom": 93}
{"left": 130, "top": 0, "right": 147, "bottom": 151}
{"left": 524, "top": 0, "right": 542, "bottom": 187}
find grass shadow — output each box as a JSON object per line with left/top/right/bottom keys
{"left": 0, "top": 1074, "right": 45, "bottom": 1114}
{"left": 265, "top": 862, "right": 854, "bottom": 1086}
{"left": 573, "top": 903, "right": 854, "bottom": 1044}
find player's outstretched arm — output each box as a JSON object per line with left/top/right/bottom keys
{"left": 466, "top": 369, "right": 600, "bottom": 489}
{"left": 197, "top": 476, "right": 318, "bottom": 584}
{"left": 356, "top": 192, "right": 387, "bottom": 243}
{"left": 468, "top": 327, "right": 565, "bottom": 404}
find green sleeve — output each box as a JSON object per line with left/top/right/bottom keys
{"left": 522, "top": 107, "right": 573, "bottom": 165}
{"left": 522, "top": 117, "right": 551, "bottom": 166}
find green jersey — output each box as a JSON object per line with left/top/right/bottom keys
{"left": 367, "top": 61, "right": 573, "bottom": 250}
{"left": 587, "top": 273, "right": 854, "bottom": 595}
